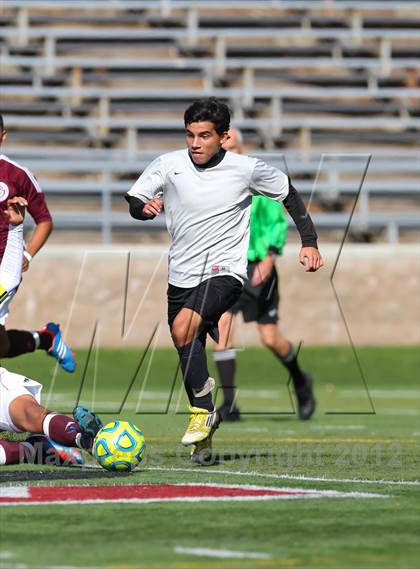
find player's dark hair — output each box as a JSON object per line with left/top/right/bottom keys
{"left": 0, "top": 114, "right": 4, "bottom": 132}
{"left": 184, "top": 97, "right": 231, "bottom": 134}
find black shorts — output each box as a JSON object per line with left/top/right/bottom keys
{"left": 229, "top": 261, "right": 280, "bottom": 324}
{"left": 167, "top": 276, "right": 243, "bottom": 340}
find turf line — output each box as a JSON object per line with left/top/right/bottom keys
{"left": 174, "top": 546, "right": 271, "bottom": 559}
{"left": 145, "top": 466, "right": 420, "bottom": 486}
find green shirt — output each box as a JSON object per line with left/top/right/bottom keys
{"left": 247, "top": 195, "right": 288, "bottom": 261}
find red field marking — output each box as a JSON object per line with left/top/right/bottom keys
{"left": 0, "top": 483, "right": 387, "bottom": 506}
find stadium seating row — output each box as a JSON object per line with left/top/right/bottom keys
{"left": 1, "top": 0, "right": 418, "bottom": 243}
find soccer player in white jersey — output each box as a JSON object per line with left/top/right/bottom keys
{"left": 126, "top": 98, "right": 323, "bottom": 456}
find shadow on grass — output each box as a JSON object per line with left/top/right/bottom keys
{"left": 0, "top": 468, "right": 134, "bottom": 483}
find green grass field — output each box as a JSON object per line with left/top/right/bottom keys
{"left": 1, "top": 346, "right": 419, "bottom": 569}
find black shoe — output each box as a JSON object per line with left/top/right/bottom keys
{"left": 295, "top": 373, "right": 316, "bottom": 421}
{"left": 217, "top": 402, "right": 241, "bottom": 422}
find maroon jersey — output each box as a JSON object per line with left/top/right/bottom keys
{"left": 0, "top": 154, "right": 52, "bottom": 263}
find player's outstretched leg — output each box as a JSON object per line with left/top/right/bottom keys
{"left": 11, "top": 398, "right": 94, "bottom": 452}
{"left": 2, "top": 322, "right": 76, "bottom": 373}
{"left": 0, "top": 436, "right": 84, "bottom": 466}
{"left": 2, "top": 397, "right": 100, "bottom": 466}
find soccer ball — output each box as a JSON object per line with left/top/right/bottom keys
{"left": 93, "top": 420, "right": 145, "bottom": 472}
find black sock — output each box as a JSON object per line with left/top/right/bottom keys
{"left": 33, "top": 331, "right": 53, "bottom": 351}
{"left": 279, "top": 344, "right": 306, "bottom": 390}
{"left": 176, "top": 339, "right": 214, "bottom": 411}
{"left": 4, "top": 330, "right": 36, "bottom": 358}
{"left": 213, "top": 349, "right": 236, "bottom": 406}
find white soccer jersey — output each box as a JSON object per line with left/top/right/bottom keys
{"left": 0, "top": 367, "right": 43, "bottom": 433}
{"left": 128, "top": 149, "right": 289, "bottom": 287}
{"left": 0, "top": 223, "right": 23, "bottom": 324}
{"left": 0, "top": 222, "right": 23, "bottom": 294}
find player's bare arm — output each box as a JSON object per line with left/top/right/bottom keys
{"left": 251, "top": 255, "right": 275, "bottom": 287}
{"left": 23, "top": 219, "right": 53, "bottom": 272}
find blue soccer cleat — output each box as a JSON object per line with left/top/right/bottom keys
{"left": 42, "top": 322, "right": 76, "bottom": 373}
{"left": 26, "top": 435, "right": 84, "bottom": 466}
{"left": 73, "top": 406, "right": 103, "bottom": 439}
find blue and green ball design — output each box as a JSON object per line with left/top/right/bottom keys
{"left": 93, "top": 420, "right": 145, "bottom": 472}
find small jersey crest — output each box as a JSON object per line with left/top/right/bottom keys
{"left": 0, "top": 181, "right": 9, "bottom": 202}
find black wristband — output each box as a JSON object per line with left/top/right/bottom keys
{"left": 125, "top": 194, "right": 155, "bottom": 221}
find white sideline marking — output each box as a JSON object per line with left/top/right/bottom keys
{"left": 310, "top": 425, "right": 366, "bottom": 431}
{"left": 3, "top": 495, "right": 383, "bottom": 507}
{"left": 381, "top": 410, "right": 419, "bottom": 416}
{"left": 0, "top": 552, "right": 15, "bottom": 559}
{"left": 0, "top": 487, "right": 29, "bottom": 498}
{"left": 175, "top": 546, "right": 271, "bottom": 559}
{"left": 178, "top": 482, "right": 387, "bottom": 498}
{"left": 145, "top": 467, "right": 420, "bottom": 486}
{"left": 341, "top": 389, "right": 419, "bottom": 398}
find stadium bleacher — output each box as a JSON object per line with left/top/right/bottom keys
{"left": 1, "top": 0, "right": 419, "bottom": 243}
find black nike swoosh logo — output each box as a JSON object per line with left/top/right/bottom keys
{"left": 174, "top": 172, "right": 182, "bottom": 175}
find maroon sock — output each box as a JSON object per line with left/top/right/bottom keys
{"left": 0, "top": 439, "right": 33, "bottom": 465}
{"left": 43, "top": 413, "right": 81, "bottom": 447}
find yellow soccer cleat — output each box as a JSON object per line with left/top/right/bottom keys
{"left": 181, "top": 406, "right": 218, "bottom": 446}
{"left": 190, "top": 409, "right": 221, "bottom": 463}
{"left": 190, "top": 435, "right": 213, "bottom": 464}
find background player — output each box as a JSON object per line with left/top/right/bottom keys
{"left": 213, "top": 128, "right": 315, "bottom": 423}
{"left": 126, "top": 98, "right": 323, "bottom": 459}
{"left": 0, "top": 114, "right": 74, "bottom": 372}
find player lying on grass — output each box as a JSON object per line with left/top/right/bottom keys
{"left": 0, "top": 199, "right": 100, "bottom": 465}
{"left": 0, "top": 364, "right": 103, "bottom": 466}
{"left": 213, "top": 129, "right": 316, "bottom": 423}
{"left": 0, "top": 179, "right": 75, "bottom": 372}
{"left": 126, "top": 97, "right": 323, "bottom": 462}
